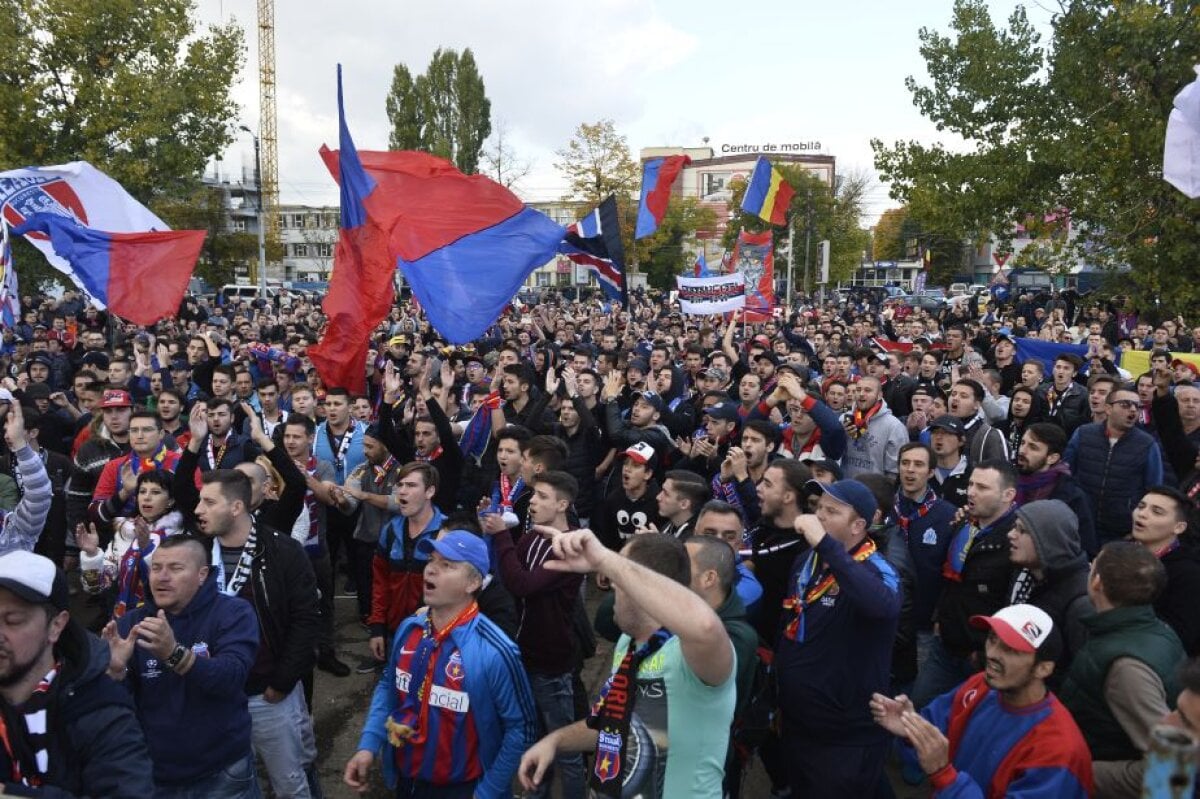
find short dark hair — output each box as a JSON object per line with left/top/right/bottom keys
{"left": 156, "top": 534, "right": 209, "bottom": 568}
{"left": 686, "top": 535, "right": 736, "bottom": 598}
{"left": 743, "top": 419, "right": 780, "bottom": 447}
{"left": 533, "top": 470, "right": 579, "bottom": 502}
{"left": 129, "top": 409, "right": 161, "bottom": 429}
{"left": 325, "top": 387, "right": 351, "bottom": 401}
{"left": 898, "top": 441, "right": 934, "bottom": 468}
{"left": 768, "top": 460, "right": 811, "bottom": 506}
{"left": 973, "top": 459, "right": 1017, "bottom": 491}
{"left": 136, "top": 469, "right": 173, "bottom": 495}
{"left": 157, "top": 388, "right": 183, "bottom": 405}
{"left": 256, "top": 377, "right": 279, "bottom": 392}
{"left": 495, "top": 426, "right": 531, "bottom": 449}
{"left": 439, "top": 511, "right": 483, "bottom": 536}
{"left": 206, "top": 397, "right": 235, "bottom": 414}
{"left": 1094, "top": 541, "right": 1166, "bottom": 606}
{"left": 212, "top": 363, "right": 236, "bottom": 381}
{"left": 1087, "top": 373, "right": 1118, "bottom": 392}
{"left": 1055, "top": 353, "right": 1083, "bottom": 372}
{"left": 200, "top": 469, "right": 252, "bottom": 510}
{"left": 502, "top": 363, "right": 533, "bottom": 387}
{"left": 954, "top": 379, "right": 985, "bottom": 403}
{"left": 524, "top": 434, "right": 567, "bottom": 472}
{"left": 663, "top": 470, "right": 709, "bottom": 514}
{"left": 854, "top": 473, "right": 895, "bottom": 525}
{"left": 1143, "top": 486, "right": 1191, "bottom": 525}
{"left": 282, "top": 415, "right": 316, "bottom": 436}
{"left": 696, "top": 499, "right": 742, "bottom": 525}
{"left": 1025, "top": 422, "right": 1067, "bottom": 457}
{"left": 624, "top": 534, "right": 691, "bottom": 587}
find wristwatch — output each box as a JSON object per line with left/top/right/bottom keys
{"left": 164, "top": 644, "right": 188, "bottom": 670}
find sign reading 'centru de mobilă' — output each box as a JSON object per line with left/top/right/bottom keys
{"left": 720, "top": 142, "right": 823, "bottom": 154}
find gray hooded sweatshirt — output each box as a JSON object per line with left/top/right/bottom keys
{"left": 1011, "top": 499, "right": 1094, "bottom": 661}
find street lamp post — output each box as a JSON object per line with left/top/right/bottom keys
{"left": 239, "top": 125, "right": 268, "bottom": 295}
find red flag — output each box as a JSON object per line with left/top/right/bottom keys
{"left": 733, "top": 230, "right": 774, "bottom": 322}
{"left": 306, "top": 69, "right": 395, "bottom": 394}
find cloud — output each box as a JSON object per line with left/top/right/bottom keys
{"left": 197, "top": 0, "right": 696, "bottom": 205}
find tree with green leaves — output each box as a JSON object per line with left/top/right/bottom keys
{"left": 724, "top": 164, "right": 871, "bottom": 292}
{"left": 0, "top": 0, "right": 244, "bottom": 290}
{"left": 872, "top": 0, "right": 1200, "bottom": 314}
{"left": 151, "top": 187, "right": 276, "bottom": 288}
{"left": 386, "top": 48, "right": 492, "bottom": 174}
{"left": 555, "top": 120, "right": 641, "bottom": 207}
{"left": 631, "top": 196, "right": 718, "bottom": 290}
{"left": 0, "top": 0, "right": 244, "bottom": 199}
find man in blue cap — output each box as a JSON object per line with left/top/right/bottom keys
{"left": 345, "top": 530, "right": 538, "bottom": 798}
{"left": 774, "top": 479, "right": 903, "bottom": 798}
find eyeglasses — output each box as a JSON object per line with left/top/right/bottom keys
{"left": 1108, "top": 399, "right": 1139, "bottom": 409}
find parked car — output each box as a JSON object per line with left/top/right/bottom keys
{"left": 948, "top": 282, "right": 970, "bottom": 297}
{"left": 908, "top": 290, "right": 947, "bottom": 312}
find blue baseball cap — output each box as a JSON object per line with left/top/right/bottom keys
{"left": 805, "top": 479, "right": 878, "bottom": 524}
{"left": 417, "top": 531, "right": 490, "bottom": 577}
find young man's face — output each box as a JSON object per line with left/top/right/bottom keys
{"left": 496, "top": 438, "right": 522, "bottom": 477}
{"left": 527, "top": 482, "right": 564, "bottom": 526}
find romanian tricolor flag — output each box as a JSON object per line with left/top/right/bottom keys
{"left": 740, "top": 156, "right": 795, "bottom": 226}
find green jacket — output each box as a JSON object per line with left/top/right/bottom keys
{"left": 1058, "top": 605, "right": 1184, "bottom": 761}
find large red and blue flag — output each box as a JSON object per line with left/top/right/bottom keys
{"left": 312, "top": 68, "right": 566, "bottom": 390}
{"left": 560, "top": 195, "right": 627, "bottom": 305}
{"left": 308, "top": 67, "right": 398, "bottom": 393}
{"left": 0, "top": 161, "right": 170, "bottom": 307}
{"left": 635, "top": 155, "right": 690, "bottom": 239}
{"left": 12, "top": 214, "right": 203, "bottom": 326}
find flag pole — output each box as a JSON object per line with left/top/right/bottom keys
{"left": 785, "top": 210, "right": 795, "bottom": 317}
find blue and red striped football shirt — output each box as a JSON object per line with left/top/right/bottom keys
{"left": 391, "top": 626, "right": 483, "bottom": 785}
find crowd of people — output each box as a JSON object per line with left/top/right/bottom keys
{"left": 0, "top": 282, "right": 1198, "bottom": 798}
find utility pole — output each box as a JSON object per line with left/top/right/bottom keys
{"left": 802, "top": 189, "right": 814, "bottom": 296}
{"left": 240, "top": 125, "right": 267, "bottom": 294}
{"left": 785, "top": 211, "right": 795, "bottom": 315}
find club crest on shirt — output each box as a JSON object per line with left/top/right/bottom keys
{"left": 445, "top": 650, "right": 465, "bottom": 684}
{"left": 922, "top": 528, "right": 938, "bottom": 545}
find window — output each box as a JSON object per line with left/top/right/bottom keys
{"left": 535, "top": 272, "right": 553, "bottom": 287}
{"left": 315, "top": 243, "right": 332, "bottom": 258}
{"left": 290, "top": 244, "right": 309, "bottom": 257}
{"left": 231, "top": 219, "right": 246, "bottom": 232}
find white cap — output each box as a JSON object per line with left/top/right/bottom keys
{"left": 970, "top": 604, "right": 1054, "bottom": 654}
{"left": 623, "top": 442, "right": 655, "bottom": 466}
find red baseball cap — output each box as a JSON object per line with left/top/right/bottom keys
{"left": 99, "top": 389, "right": 133, "bottom": 409}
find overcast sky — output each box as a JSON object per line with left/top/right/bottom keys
{"left": 196, "top": 0, "right": 1047, "bottom": 225}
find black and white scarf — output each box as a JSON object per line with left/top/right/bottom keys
{"left": 212, "top": 520, "right": 258, "bottom": 596}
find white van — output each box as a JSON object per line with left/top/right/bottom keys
{"left": 220, "top": 284, "right": 277, "bottom": 303}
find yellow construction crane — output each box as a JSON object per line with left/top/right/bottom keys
{"left": 256, "top": 0, "right": 280, "bottom": 280}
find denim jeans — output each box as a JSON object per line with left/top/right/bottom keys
{"left": 155, "top": 752, "right": 262, "bottom": 799}
{"left": 528, "top": 672, "right": 586, "bottom": 799}
{"left": 909, "top": 634, "right": 975, "bottom": 711}
{"left": 249, "top": 683, "right": 319, "bottom": 798}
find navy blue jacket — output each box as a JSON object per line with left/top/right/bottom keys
{"left": 8, "top": 623, "right": 155, "bottom": 798}
{"left": 891, "top": 491, "right": 958, "bottom": 631}
{"left": 1065, "top": 423, "right": 1164, "bottom": 545}
{"left": 775, "top": 534, "right": 901, "bottom": 745}
{"left": 119, "top": 572, "right": 259, "bottom": 785}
